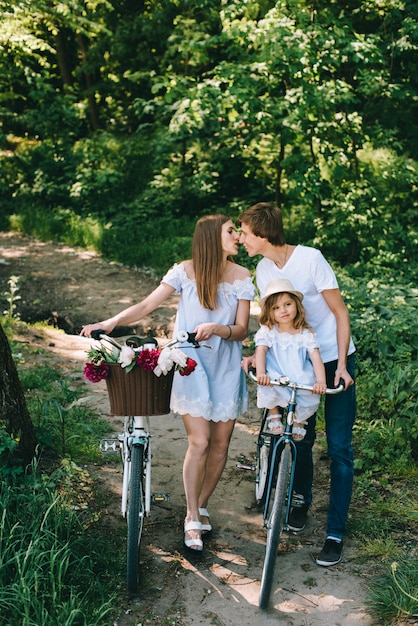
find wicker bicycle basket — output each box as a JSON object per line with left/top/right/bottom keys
{"left": 105, "top": 364, "right": 174, "bottom": 416}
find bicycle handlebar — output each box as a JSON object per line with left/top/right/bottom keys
{"left": 90, "top": 329, "right": 211, "bottom": 350}
{"left": 247, "top": 367, "right": 344, "bottom": 395}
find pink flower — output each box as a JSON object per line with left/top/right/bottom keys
{"left": 84, "top": 362, "right": 110, "bottom": 383}
{"left": 136, "top": 348, "right": 160, "bottom": 372}
{"left": 179, "top": 357, "right": 198, "bottom": 377}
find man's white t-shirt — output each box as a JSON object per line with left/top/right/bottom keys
{"left": 256, "top": 245, "right": 355, "bottom": 363}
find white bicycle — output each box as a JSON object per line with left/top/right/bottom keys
{"left": 91, "top": 329, "right": 207, "bottom": 593}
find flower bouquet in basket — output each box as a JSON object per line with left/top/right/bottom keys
{"left": 83, "top": 335, "right": 197, "bottom": 416}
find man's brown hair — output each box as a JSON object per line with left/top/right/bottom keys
{"left": 239, "top": 202, "right": 286, "bottom": 246}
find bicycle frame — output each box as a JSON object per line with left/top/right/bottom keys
{"left": 262, "top": 381, "right": 312, "bottom": 526}
{"left": 120, "top": 415, "right": 151, "bottom": 518}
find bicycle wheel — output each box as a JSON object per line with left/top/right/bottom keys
{"left": 127, "top": 442, "right": 145, "bottom": 593}
{"left": 255, "top": 439, "right": 270, "bottom": 504}
{"left": 259, "top": 444, "right": 292, "bottom": 610}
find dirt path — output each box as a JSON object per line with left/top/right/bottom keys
{"left": 0, "top": 233, "right": 373, "bottom": 626}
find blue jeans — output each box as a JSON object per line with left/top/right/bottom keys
{"left": 292, "top": 353, "right": 356, "bottom": 540}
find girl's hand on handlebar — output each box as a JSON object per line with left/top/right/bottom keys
{"left": 257, "top": 373, "right": 271, "bottom": 386}
{"left": 312, "top": 381, "right": 327, "bottom": 395}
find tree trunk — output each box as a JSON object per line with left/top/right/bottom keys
{"left": 0, "top": 323, "right": 37, "bottom": 466}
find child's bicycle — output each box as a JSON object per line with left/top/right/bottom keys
{"left": 246, "top": 368, "right": 344, "bottom": 609}
{"left": 91, "top": 329, "right": 208, "bottom": 593}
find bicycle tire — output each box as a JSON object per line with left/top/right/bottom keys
{"left": 259, "top": 443, "right": 292, "bottom": 609}
{"left": 127, "top": 442, "right": 145, "bottom": 593}
{"left": 255, "top": 440, "right": 270, "bottom": 504}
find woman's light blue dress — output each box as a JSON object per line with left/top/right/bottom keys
{"left": 254, "top": 326, "right": 321, "bottom": 423}
{"left": 162, "top": 263, "right": 255, "bottom": 422}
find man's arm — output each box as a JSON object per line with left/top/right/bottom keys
{"left": 321, "top": 288, "right": 354, "bottom": 388}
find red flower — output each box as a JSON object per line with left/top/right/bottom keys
{"left": 136, "top": 348, "right": 160, "bottom": 373}
{"left": 84, "top": 362, "right": 110, "bottom": 383}
{"left": 179, "top": 357, "right": 198, "bottom": 377}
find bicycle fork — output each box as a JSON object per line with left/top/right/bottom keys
{"left": 263, "top": 389, "right": 298, "bottom": 530}
{"left": 121, "top": 415, "right": 151, "bottom": 518}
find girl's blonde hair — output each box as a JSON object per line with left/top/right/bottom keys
{"left": 259, "top": 292, "right": 308, "bottom": 330}
{"left": 192, "top": 213, "right": 231, "bottom": 310}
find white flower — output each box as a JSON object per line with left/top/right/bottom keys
{"left": 153, "top": 346, "right": 189, "bottom": 376}
{"left": 169, "top": 347, "right": 188, "bottom": 368}
{"left": 118, "top": 345, "right": 136, "bottom": 368}
{"left": 154, "top": 347, "right": 174, "bottom": 376}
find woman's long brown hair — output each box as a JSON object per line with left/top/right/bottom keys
{"left": 192, "top": 214, "right": 230, "bottom": 310}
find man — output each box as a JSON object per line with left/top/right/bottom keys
{"left": 239, "top": 202, "right": 356, "bottom": 566}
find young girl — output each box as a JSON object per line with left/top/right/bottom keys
{"left": 254, "top": 278, "right": 327, "bottom": 441}
{"left": 81, "top": 214, "right": 255, "bottom": 555}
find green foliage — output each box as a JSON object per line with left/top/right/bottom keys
{"left": 9, "top": 207, "right": 104, "bottom": 250}
{"left": 1, "top": 0, "right": 417, "bottom": 275}
{"left": 101, "top": 210, "right": 194, "bottom": 273}
{"left": 0, "top": 427, "right": 20, "bottom": 476}
{"left": 2, "top": 275, "right": 21, "bottom": 320}
{"left": 367, "top": 559, "right": 418, "bottom": 625}
{"left": 0, "top": 467, "right": 116, "bottom": 626}
{"left": 340, "top": 272, "right": 418, "bottom": 471}
{"left": 18, "top": 363, "right": 110, "bottom": 462}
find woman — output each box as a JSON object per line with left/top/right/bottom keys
{"left": 81, "top": 214, "right": 255, "bottom": 554}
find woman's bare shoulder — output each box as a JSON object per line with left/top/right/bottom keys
{"left": 229, "top": 262, "right": 251, "bottom": 280}
{"left": 181, "top": 259, "right": 194, "bottom": 278}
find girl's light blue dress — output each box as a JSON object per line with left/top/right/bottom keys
{"left": 254, "top": 326, "right": 321, "bottom": 423}
{"left": 162, "top": 263, "right": 255, "bottom": 422}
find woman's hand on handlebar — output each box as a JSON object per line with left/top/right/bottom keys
{"left": 192, "top": 322, "right": 219, "bottom": 342}
{"left": 80, "top": 321, "right": 114, "bottom": 338}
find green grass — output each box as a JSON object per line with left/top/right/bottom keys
{"left": 348, "top": 471, "right": 418, "bottom": 623}
{"left": 0, "top": 321, "right": 124, "bottom": 625}
{"left": 366, "top": 559, "right": 418, "bottom": 625}
{"left": 0, "top": 467, "right": 119, "bottom": 626}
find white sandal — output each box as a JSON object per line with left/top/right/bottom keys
{"left": 198, "top": 507, "right": 212, "bottom": 535}
{"left": 184, "top": 520, "right": 203, "bottom": 553}
{"left": 267, "top": 413, "right": 284, "bottom": 435}
{"left": 292, "top": 423, "right": 307, "bottom": 441}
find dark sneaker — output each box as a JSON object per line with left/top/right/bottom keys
{"left": 316, "top": 539, "right": 343, "bottom": 566}
{"left": 288, "top": 505, "right": 309, "bottom": 532}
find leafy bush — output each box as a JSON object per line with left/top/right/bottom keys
{"left": 338, "top": 269, "right": 418, "bottom": 472}
{"left": 101, "top": 209, "right": 194, "bottom": 273}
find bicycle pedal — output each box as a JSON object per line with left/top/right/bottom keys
{"left": 236, "top": 462, "right": 256, "bottom": 471}
{"left": 151, "top": 493, "right": 170, "bottom": 502}
{"left": 100, "top": 438, "right": 121, "bottom": 454}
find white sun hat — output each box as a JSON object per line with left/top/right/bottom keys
{"left": 261, "top": 279, "right": 304, "bottom": 304}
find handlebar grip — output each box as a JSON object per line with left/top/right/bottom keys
{"left": 187, "top": 332, "right": 199, "bottom": 347}
{"left": 91, "top": 329, "right": 106, "bottom": 340}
